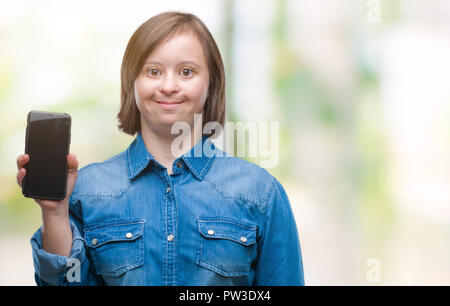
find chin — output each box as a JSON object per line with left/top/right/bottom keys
{"left": 157, "top": 114, "right": 186, "bottom": 127}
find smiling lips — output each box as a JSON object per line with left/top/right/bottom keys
{"left": 156, "top": 101, "right": 184, "bottom": 104}
{"left": 155, "top": 100, "right": 184, "bottom": 110}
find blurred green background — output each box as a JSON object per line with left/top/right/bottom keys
{"left": 1, "top": 0, "right": 450, "bottom": 285}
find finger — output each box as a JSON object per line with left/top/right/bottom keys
{"left": 67, "top": 154, "right": 79, "bottom": 172}
{"left": 16, "top": 168, "right": 26, "bottom": 187}
{"left": 16, "top": 154, "right": 29, "bottom": 170}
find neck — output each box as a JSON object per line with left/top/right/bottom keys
{"left": 140, "top": 120, "right": 203, "bottom": 175}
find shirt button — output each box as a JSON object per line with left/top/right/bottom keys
{"left": 176, "top": 161, "right": 182, "bottom": 168}
{"left": 91, "top": 238, "right": 98, "bottom": 246}
{"left": 240, "top": 236, "right": 247, "bottom": 243}
{"left": 167, "top": 234, "right": 174, "bottom": 242}
{"left": 207, "top": 229, "right": 215, "bottom": 236}
{"left": 125, "top": 232, "right": 133, "bottom": 239}
{"left": 166, "top": 186, "right": 171, "bottom": 193}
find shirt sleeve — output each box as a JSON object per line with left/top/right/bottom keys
{"left": 30, "top": 198, "right": 104, "bottom": 286}
{"left": 254, "top": 176, "right": 305, "bottom": 285}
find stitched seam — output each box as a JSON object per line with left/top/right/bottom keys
{"left": 127, "top": 147, "right": 133, "bottom": 178}
{"left": 72, "top": 182, "right": 132, "bottom": 202}
{"left": 183, "top": 157, "right": 201, "bottom": 180}
{"left": 197, "top": 146, "right": 216, "bottom": 179}
{"left": 127, "top": 145, "right": 151, "bottom": 180}
{"left": 171, "top": 180, "right": 177, "bottom": 285}
{"left": 133, "top": 157, "right": 151, "bottom": 179}
{"left": 196, "top": 221, "right": 203, "bottom": 266}
{"left": 79, "top": 151, "right": 127, "bottom": 172}
{"left": 198, "top": 233, "right": 255, "bottom": 245}
{"left": 93, "top": 237, "right": 144, "bottom": 277}
{"left": 164, "top": 183, "right": 168, "bottom": 285}
{"left": 197, "top": 217, "right": 257, "bottom": 231}
{"left": 197, "top": 261, "right": 250, "bottom": 277}
{"left": 261, "top": 176, "right": 276, "bottom": 212}
{"left": 174, "top": 189, "right": 179, "bottom": 285}
{"left": 202, "top": 178, "right": 262, "bottom": 207}
{"left": 84, "top": 219, "right": 145, "bottom": 232}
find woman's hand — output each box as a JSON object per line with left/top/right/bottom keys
{"left": 16, "top": 153, "right": 78, "bottom": 256}
{"left": 16, "top": 153, "right": 79, "bottom": 215}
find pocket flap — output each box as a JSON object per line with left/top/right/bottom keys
{"left": 85, "top": 219, "right": 145, "bottom": 248}
{"left": 197, "top": 218, "right": 256, "bottom": 246}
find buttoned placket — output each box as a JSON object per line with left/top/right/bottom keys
{"left": 161, "top": 166, "right": 182, "bottom": 286}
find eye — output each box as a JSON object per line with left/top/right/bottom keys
{"left": 146, "top": 68, "right": 160, "bottom": 77}
{"left": 180, "top": 68, "right": 193, "bottom": 77}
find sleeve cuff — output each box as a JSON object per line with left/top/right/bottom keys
{"left": 30, "top": 219, "right": 86, "bottom": 286}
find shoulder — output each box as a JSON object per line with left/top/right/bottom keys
{"left": 205, "top": 149, "right": 277, "bottom": 210}
{"left": 71, "top": 150, "right": 130, "bottom": 201}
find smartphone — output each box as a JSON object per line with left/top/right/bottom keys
{"left": 22, "top": 110, "right": 71, "bottom": 201}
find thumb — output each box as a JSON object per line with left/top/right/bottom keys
{"left": 67, "top": 154, "right": 79, "bottom": 172}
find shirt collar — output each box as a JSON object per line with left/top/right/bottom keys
{"left": 181, "top": 135, "right": 216, "bottom": 181}
{"left": 127, "top": 133, "right": 216, "bottom": 181}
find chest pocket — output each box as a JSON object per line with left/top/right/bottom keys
{"left": 84, "top": 219, "right": 145, "bottom": 277}
{"left": 196, "top": 218, "right": 257, "bottom": 277}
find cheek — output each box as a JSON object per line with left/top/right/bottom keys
{"left": 134, "top": 80, "right": 155, "bottom": 106}
{"left": 201, "top": 83, "right": 209, "bottom": 102}
{"left": 189, "top": 78, "right": 209, "bottom": 106}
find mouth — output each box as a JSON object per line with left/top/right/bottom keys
{"left": 154, "top": 100, "right": 185, "bottom": 110}
{"left": 155, "top": 100, "right": 184, "bottom": 104}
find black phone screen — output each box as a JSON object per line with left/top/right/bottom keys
{"left": 23, "top": 111, "right": 71, "bottom": 200}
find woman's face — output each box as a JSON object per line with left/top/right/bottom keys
{"left": 134, "top": 32, "right": 210, "bottom": 134}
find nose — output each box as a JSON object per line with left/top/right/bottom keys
{"left": 159, "top": 72, "right": 180, "bottom": 96}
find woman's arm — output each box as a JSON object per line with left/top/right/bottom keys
{"left": 41, "top": 205, "right": 73, "bottom": 257}
{"left": 17, "top": 154, "right": 77, "bottom": 257}
{"left": 255, "top": 176, "right": 305, "bottom": 285}
{"left": 18, "top": 153, "right": 103, "bottom": 285}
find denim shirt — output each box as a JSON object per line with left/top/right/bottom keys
{"left": 31, "top": 133, "right": 304, "bottom": 286}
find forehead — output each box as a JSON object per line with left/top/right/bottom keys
{"left": 144, "top": 32, "right": 207, "bottom": 65}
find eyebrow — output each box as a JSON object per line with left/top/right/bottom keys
{"left": 144, "top": 60, "right": 201, "bottom": 68}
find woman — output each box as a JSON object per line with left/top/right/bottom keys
{"left": 16, "top": 11, "right": 304, "bottom": 286}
